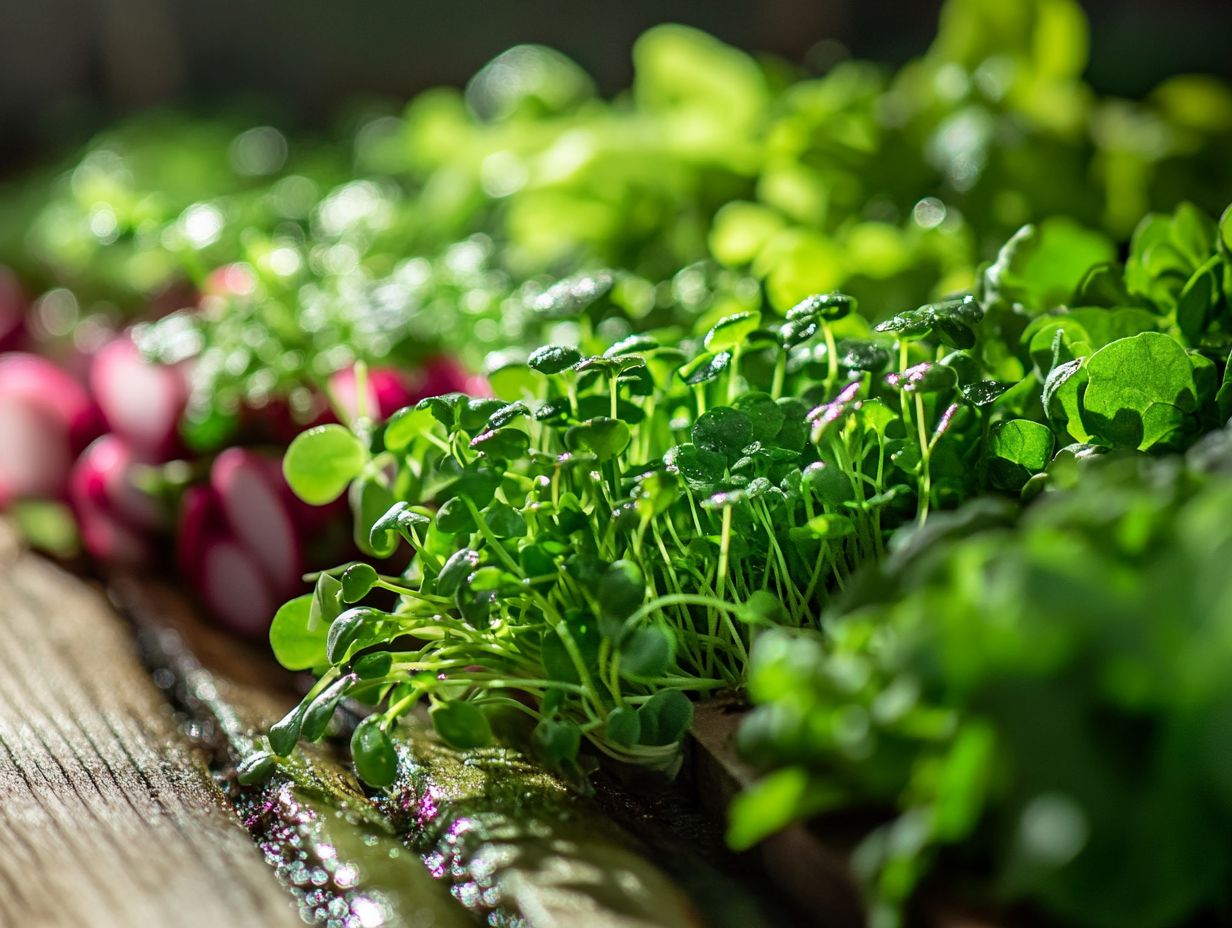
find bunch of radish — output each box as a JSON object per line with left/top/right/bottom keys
{"left": 0, "top": 268, "right": 477, "bottom": 637}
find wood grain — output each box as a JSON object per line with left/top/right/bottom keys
{"left": 0, "top": 530, "right": 301, "bottom": 928}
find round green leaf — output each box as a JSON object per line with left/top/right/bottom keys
{"left": 283, "top": 425, "right": 368, "bottom": 505}
{"left": 431, "top": 700, "right": 493, "bottom": 749}
{"left": 341, "top": 563, "right": 379, "bottom": 603}
{"left": 620, "top": 625, "right": 675, "bottom": 679}
{"left": 351, "top": 716, "right": 398, "bottom": 788}
{"left": 270, "top": 594, "right": 328, "bottom": 672}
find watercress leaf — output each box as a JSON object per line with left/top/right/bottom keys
{"left": 460, "top": 398, "right": 508, "bottom": 432}
{"left": 885, "top": 362, "right": 958, "bottom": 394}
{"left": 487, "top": 363, "right": 540, "bottom": 402}
{"left": 470, "top": 426, "right": 531, "bottom": 460}
{"left": 486, "top": 401, "right": 530, "bottom": 430}
{"left": 666, "top": 443, "right": 726, "bottom": 490}
{"left": 1042, "top": 359, "right": 1091, "bottom": 443}
{"left": 441, "top": 465, "right": 502, "bottom": 507}
{"left": 1080, "top": 332, "right": 1198, "bottom": 450}
{"left": 620, "top": 625, "right": 675, "bottom": 679}
{"left": 733, "top": 391, "right": 786, "bottom": 443}
{"left": 350, "top": 475, "right": 397, "bottom": 557}
{"left": 369, "top": 501, "right": 430, "bottom": 556}
{"left": 788, "top": 292, "right": 856, "bottom": 321}
{"left": 327, "top": 608, "right": 385, "bottom": 664}
{"left": 738, "top": 591, "right": 786, "bottom": 626}
{"left": 268, "top": 705, "right": 303, "bottom": 757}
{"left": 638, "top": 690, "right": 693, "bottom": 746}
{"left": 803, "top": 462, "right": 855, "bottom": 508}
{"left": 960, "top": 380, "right": 1012, "bottom": 407}
{"left": 565, "top": 417, "right": 631, "bottom": 461}
{"left": 528, "top": 344, "right": 583, "bottom": 374}
{"left": 310, "top": 571, "right": 343, "bottom": 633}
{"left": 633, "top": 470, "right": 680, "bottom": 519}
{"left": 237, "top": 751, "right": 276, "bottom": 786}
{"left": 435, "top": 497, "right": 477, "bottom": 534}
{"left": 606, "top": 707, "right": 641, "bottom": 747}
{"left": 839, "top": 339, "right": 892, "bottom": 372}
{"left": 271, "top": 594, "right": 328, "bottom": 672}
{"left": 681, "top": 351, "right": 732, "bottom": 385}
{"left": 353, "top": 651, "right": 393, "bottom": 680}
{"left": 598, "top": 559, "right": 645, "bottom": 624}
{"left": 705, "top": 311, "right": 762, "bottom": 352}
{"left": 340, "top": 563, "right": 379, "bottom": 603}
{"left": 283, "top": 424, "right": 369, "bottom": 505}
{"left": 384, "top": 404, "right": 437, "bottom": 452}
{"left": 985, "top": 419, "right": 1056, "bottom": 492}
{"left": 301, "top": 678, "right": 352, "bottom": 741}
{"left": 532, "top": 718, "right": 582, "bottom": 764}
{"left": 693, "top": 406, "right": 754, "bottom": 457}
{"left": 416, "top": 393, "right": 466, "bottom": 431}
{"left": 529, "top": 271, "right": 614, "bottom": 320}
{"left": 437, "top": 548, "right": 480, "bottom": 597}
{"left": 351, "top": 716, "right": 398, "bottom": 788}
{"left": 774, "top": 398, "right": 810, "bottom": 451}
{"left": 431, "top": 700, "right": 493, "bottom": 749}
{"left": 604, "top": 334, "right": 660, "bottom": 357}
{"left": 485, "top": 501, "right": 527, "bottom": 539}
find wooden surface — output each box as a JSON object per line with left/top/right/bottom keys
{"left": 0, "top": 528, "right": 301, "bottom": 928}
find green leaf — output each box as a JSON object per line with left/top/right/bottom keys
{"left": 529, "top": 271, "right": 614, "bottom": 319}
{"left": 705, "top": 311, "right": 762, "bottom": 352}
{"left": 1079, "top": 332, "right": 1197, "bottom": 450}
{"left": 237, "top": 751, "right": 277, "bottom": 786}
{"left": 435, "top": 497, "right": 477, "bottom": 534}
{"left": 283, "top": 425, "right": 368, "bottom": 505}
{"left": 353, "top": 652, "right": 393, "bottom": 680}
{"left": 983, "top": 219, "right": 1116, "bottom": 311}
{"left": 326, "top": 607, "right": 384, "bottom": 664}
{"left": 598, "top": 560, "right": 645, "bottom": 624}
{"left": 431, "top": 700, "right": 493, "bottom": 749}
{"left": 532, "top": 719, "right": 582, "bottom": 764}
{"left": 437, "top": 549, "right": 480, "bottom": 597}
{"left": 667, "top": 442, "right": 726, "bottom": 490}
{"left": 485, "top": 502, "right": 527, "bottom": 538}
{"left": 680, "top": 351, "right": 732, "bottom": 385}
{"left": 270, "top": 595, "right": 328, "bottom": 671}
{"left": 565, "top": 417, "right": 631, "bottom": 461}
{"left": 341, "top": 563, "right": 379, "bottom": 603}
{"left": 470, "top": 426, "right": 531, "bottom": 460}
{"left": 268, "top": 706, "right": 303, "bottom": 757}
{"left": 351, "top": 716, "right": 398, "bottom": 788}
{"left": 637, "top": 689, "right": 693, "bottom": 746}
{"left": 383, "top": 405, "right": 437, "bottom": 452}
{"left": 985, "top": 419, "right": 1055, "bottom": 492}
{"left": 727, "top": 767, "right": 843, "bottom": 850}
{"left": 787, "top": 292, "right": 856, "bottom": 321}
{"left": 693, "top": 406, "right": 754, "bottom": 457}
{"left": 606, "top": 707, "right": 641, "bottom": 747}
{"left": 620, "top": 625, "right": 675, "bottom": 679}
{"left": 885, "top": 362, "right": 958, "bottom": 395}
{"left": 369, "top": 501, "right": 430, "bottom": 556}
{"left": 733, "top": 391, "right": 786, "bottom": 444}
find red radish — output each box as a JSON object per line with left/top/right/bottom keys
{"left": 0, "top": 353, "right": 101, "bottom": 505}
{"left": 176, "top": 485, "right": 219, "bottom": 586}
{"left": 70, "top": 435, "right": 163, "bottom": 532}
{"left": 0, "top": 267, "right": 25, "bottom": 351}
{"left": 210, "top": 448, "right": 302, "bottom": 595}
{"left": 90, "top": 334, "right": 188, "bottom": 459}
{"left": 328, "top": 357, "right": 481, "bottom": 424}
{"left": 75, "top": 502, "right": 154, "bottom": 567}
{"left": 0, "top": 392, "right": 72, "bottom": 505}
{"left": 199, "top": 537, "right": 278, "bottom": 637}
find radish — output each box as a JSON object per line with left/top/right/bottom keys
{"left": 198, "top": 537, "right": 278, "bottom": 637}
{"left": 90, "top": 334, "right": 188, "bottom": 459}
{"left": 328, "top": 357, "right": 481, "bottom": 425}
{"left": 0, "top": 353, "right": 100, "bottom": 505}
{"left": 210, "top": 448, "right": 303, "bottom": 595}
{"left": 176, "top": 484, "right": 279, "bottom": 637}
{"left": 69, "top": 436, "right": 165, "bottom": 565}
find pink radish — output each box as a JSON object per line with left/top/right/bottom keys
{"left": 0, "top": 353, "right": 100, "bottom": 505}
{"left": 90, "top": 334, "right": 188, "bottom": 458}
{"left": 75, "top": 502, "right": 154, "bottom": 566}
{"left": 198, "top": 537, "right": 278, "bottom": 637}
{"left": 70, "top": 435, "right": 163, "bottom": 532}
{"left": 210, "top": 448, "right": 302, "bottom": 595}
{"left": 177, "top": 485, "right": 220, "bottom": 587}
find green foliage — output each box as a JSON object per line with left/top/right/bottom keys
{"left": 738, "top": 441, "right": 1232, "bottom": 927}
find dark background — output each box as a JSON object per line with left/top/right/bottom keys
{"left": 1, "top": 0, "right": 1229, "bottom": 171}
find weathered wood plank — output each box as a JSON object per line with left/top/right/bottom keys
{"left": 0, "top": 530, "right": 301, "bottom": 928}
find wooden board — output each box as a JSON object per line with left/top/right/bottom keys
{"left": 0, "top": 528, "right": 301, "bottom": 928}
